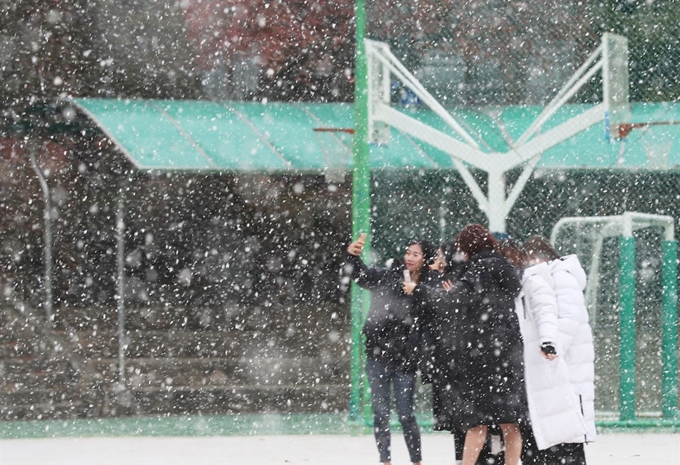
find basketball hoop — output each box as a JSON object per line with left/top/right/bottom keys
{"left": 313, "top": 128, "right": 354, "bottom": 135}
{"left": 313, "top": 127, "right": 354, "bottom": 183}
{"left": 615, "top": 121, "right": 680, "bottom": 139}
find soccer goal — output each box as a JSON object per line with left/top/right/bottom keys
{"left": 551, "top": 212, "right": 678, "bottom": 423}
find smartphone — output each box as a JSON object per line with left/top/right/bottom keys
{"left": 403, "top": 269, "right": 412, "bottom": 283}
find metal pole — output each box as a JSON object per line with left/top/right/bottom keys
{"left": 27, "top": 139, "right": 54, "bottom": 325}
{"left": 661, "top": 239, "right": 678, "bottom": 418}
{"left": 116, "top": 186, "right": 127, "bottom": 387}
{"left": 438, "top": 201, "right": 446, "bottom": 244}
{"left": 349, "top": 0, "right": 371, "bottom": 426}
{"left": 487, "top": 169, "right": 507, "bottom": 234}
{"left": 618, "top": 234, "right": 637, "bottom": 421}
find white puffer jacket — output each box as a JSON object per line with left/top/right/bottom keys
{"left": 551, "top": 254, "right": 597, "bottom": 443}
{"left": 517, "top": 263, "right": 587, "bottom": 450}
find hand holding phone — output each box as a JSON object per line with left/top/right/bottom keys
{"left": 347, "top": 233, "right": 367, "bottom": 256}
{"left": 402, "top": 270, "right": 416, "bottom": 295}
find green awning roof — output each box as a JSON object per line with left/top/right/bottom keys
{"left": 71, "top": 98, "right": 680, "bottom": 173}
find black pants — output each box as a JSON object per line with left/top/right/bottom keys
{"left": 521, "top": 423, "right": 587, "bottom": 465}
{"left": 543, "top": 443, "right": 587, "bottom": 465}
{"left": 365, "top": 356, "right": 422, "bottom": 463}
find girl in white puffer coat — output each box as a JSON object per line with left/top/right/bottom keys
{"left": 523, "top": 236, "right": 597, "bottom": 465}
{"left": 498, "top": 240, "right": 587, "bottom": 465}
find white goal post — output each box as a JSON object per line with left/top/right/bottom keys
{"left": 550, "top": 211, "right": 678, "bottom": 422}
{"left": 550, "top": 212, "right": 674, "bottom": 325}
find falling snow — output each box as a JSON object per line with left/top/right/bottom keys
{"left": 0, "top": 0, "right": 678, "bottom": 444}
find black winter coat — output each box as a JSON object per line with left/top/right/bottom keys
{"left": 414, "top": 264, "right": 467, "bottom": 431}
{"left": 345, "top": 253, "right": 430, "bottom": 373}
{"left": 418, "top": 250, "right": 527, "bottom": 430}
{"left": 412, "top": 268, "right": 447, "bottom": 384}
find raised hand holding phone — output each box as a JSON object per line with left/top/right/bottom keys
{"left": 347, "top": 233, "right": 367, "bottom": 256}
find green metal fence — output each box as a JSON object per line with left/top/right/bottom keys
{"left": 349, "top": 0, "right": 680, "bottom": 429}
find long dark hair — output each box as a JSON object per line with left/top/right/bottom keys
{"left": 441, "top": 241, "right": 456, "bottom": 264}
{"left": 521, "top": 235, "right": 560, "bottom": 262}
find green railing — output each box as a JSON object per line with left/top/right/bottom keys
{"left": 617, "top": 223, "right": 678, "bottom": 425}
{"left": 661, "top": 240, "right": 679, "bottom": 419}
{"left": 2, "top": 412, "right": 679, "bottom": 440}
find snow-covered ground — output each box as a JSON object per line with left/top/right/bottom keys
{"left": 1, "top": 432, "right": 678, "bottom": 464}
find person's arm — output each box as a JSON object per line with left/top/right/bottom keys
{"left": 411, "top": 277, "right": 473, "bottom": 320}
{"left": 344, "top": 253, "right": 388, "bottom": 290}
{"left": 444, "top": 277, "right": 476, "bottom": 308}
{"left": 344, "top": 237, "right": 391, "bottom": 290}
{"left": 554, "top": 270, "right": 583, "bottom": 354}
{"left": 525, "top": 272, "right": 559, "bottom": 360}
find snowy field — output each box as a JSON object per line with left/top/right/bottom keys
{"left": 1, "top": 433, "right": 678, "bottom": 465}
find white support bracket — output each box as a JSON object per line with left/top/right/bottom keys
{"left": 374, "top": 104, "right": 489, "bottom": 170}
{"left": 366, "top": 39, "right": 481, "bottom": 149}
{"left": 365, "top": 34, "right": 629, "bottom": 233}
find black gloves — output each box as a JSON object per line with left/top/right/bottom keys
{"left": 540, "top": 341, "right": 557, "bottom": 356}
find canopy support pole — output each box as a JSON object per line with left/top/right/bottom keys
{"left": 116, "top": 184, "right": 127, "bottom": 388}
{"left": 27, "top": 138, "right": 54, "bottom": 326}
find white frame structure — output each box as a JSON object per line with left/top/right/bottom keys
{"left": 550, "top": 212, "right": 677, "bottom": 422}
{"left": 366, "top": 33, "right": 630, "bottom": 233}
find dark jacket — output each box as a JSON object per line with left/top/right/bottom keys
{"left": 414, "top": 263, "right": 468, "bottom": 431}
{"left": 418, "top": 250, "right": 527, "bottom": 430}
{"left": 412, "top": 267, "right": 447, "bottom": 384}
{"left": 345, "top": 253, "right": 429, "bottom": 373}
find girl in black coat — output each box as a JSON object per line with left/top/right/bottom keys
{"left": 410, "top": 241, "right": 467, "bottom": 432}
{"left": 345, "top": 235, "right": 435, "bottom": 465}
{"left": 453, "top": 225, "right": 526, "bottom": 465}
{"left": 408, "top": 241, "right": 503, "bottom": 465}
{"left": 408, "top": 225, "right": 527, "bottom": 465}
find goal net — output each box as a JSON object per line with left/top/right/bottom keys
{"left": 550, "top": 213, "right": 677, "bottom": 418}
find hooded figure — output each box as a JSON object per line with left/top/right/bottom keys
{"left": 518, "top": 261, "right": 587, "bottom": 452}
{"left": 522, "top": 236, "right": 597, "bottom": 465}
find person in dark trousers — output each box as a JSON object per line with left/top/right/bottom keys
{"left": 345, "top": 235, "right": 436, "bottom": 465}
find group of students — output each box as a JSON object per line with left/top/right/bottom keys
{"left": 344, "top": 223, "right": 596, "bottom": 465}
